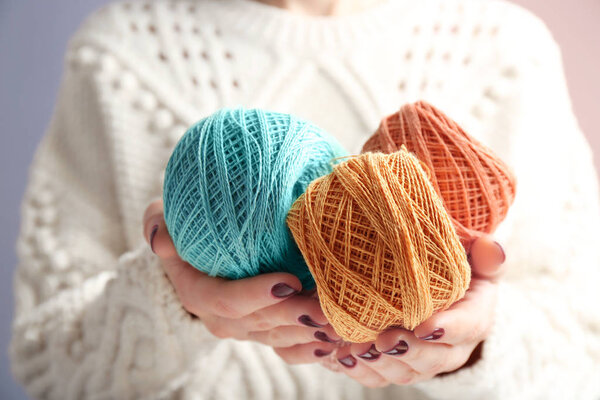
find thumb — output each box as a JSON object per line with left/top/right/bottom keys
{"left": 467, "top": 235, "right": 506, "bottom": 280}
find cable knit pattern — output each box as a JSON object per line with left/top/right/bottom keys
{"left": 10, "top": 0, "right": 600, "bottom": 399}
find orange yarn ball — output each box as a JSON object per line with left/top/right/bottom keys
{"left": 362, "top": 101, "right": 517, "bottom": 246}
{"left": 287, "top": 150, "right": 470, "bottom": 343}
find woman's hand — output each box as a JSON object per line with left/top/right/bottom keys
{"left": 142, "top": 199, "right": 341, "bottom": 353}
{"left": 315, "top": 236, "right": 506, "bottom": 387}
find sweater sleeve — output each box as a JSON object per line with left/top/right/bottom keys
{"left": 414, "top": 8, "right": 600, "bottom": 400}
{"left": 8, "top": 33, "right": 223, "bottom": 400}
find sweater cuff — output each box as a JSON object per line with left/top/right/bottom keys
{"left": 85, "top": 244, "right": 221, "bottom": 397}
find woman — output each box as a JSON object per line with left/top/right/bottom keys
{"left": 10, "top": 0, "right": 600, "bottom": 398}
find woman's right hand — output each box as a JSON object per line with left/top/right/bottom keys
{"left": 142, "top": 199, "right": 340, "bottom": 360}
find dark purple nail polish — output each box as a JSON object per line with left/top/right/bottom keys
{"left": 383, "top": 340, "right": 409, "bottom": 356}
{"left": 494, "top": 241, "right": 506, "bottom": 263}
{"left": 314, "top": 331, "right": 336, "bottom": 343}
{"left": 271, "top": 283, "right": 298, "bottom": 298}
{"left": 357, "top": 344, "right": 381, "bottom": 361}
{"left": 338, "top": 355, "right": 357, "bottom": 368}
{"left": 298, "top": 315, "right": 325, "bottom": 328}
{"left": 150, "top": 225, "right": 158, "bottom": 253}
{"left": 314, "top": 349, "right": 331, "bottom": 357}
{"left": 420, "top": 328, "right": 445, "bottom": 341}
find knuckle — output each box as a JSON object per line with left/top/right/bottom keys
{"left": 248, "top": 312, "right": 271, "bottom": 331}
{"left": 394, "top": 372, "right": 417, "bottom": 386}
{"left": 255, "top": 320, "right": 272, "bottom": 331}
{"left": 246, "top": 331, "right": 264, "bottom": 344}
{"left": 480, "top": 319, "right": 493, "bottom": 338}
{"left": 425, "top": 358, "right": 447, "bottom": 375}
{"left": 407, "top": 344, "right": 424, "bottom": 360}
{"left": 273, "top": 348, "right": 296, "bottom": 365}
{"left": 467, "top": 320, "right": 490, "bottom": 343}
{"left": 211, "top": 298, "right": 243, "bottom": 319}
{"left": 266, "top": 329, "right": 282, "bottom": 345}
{"left": 448, "top": 351, "right": 472, "bottom": 372}
{"left": 204, "top": 321, "right": 230, "bottom": 339}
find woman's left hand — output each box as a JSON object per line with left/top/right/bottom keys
{"left": 274, "top": 235, "right": 506, "bottom": 387}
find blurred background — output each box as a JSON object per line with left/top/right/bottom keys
{"left": 1, "top": 0, "right": 598, "bottom": 398}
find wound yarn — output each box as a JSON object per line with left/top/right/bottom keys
{"left": 287, "top": 150, "right": 471, "bottom": 343}
{"left": 163, "top": 107, "right": 348, "bottom": 288}
{"left": 362, "top": 101, "right": 517, "bottom": 246}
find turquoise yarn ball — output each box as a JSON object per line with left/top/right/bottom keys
{"left": 163, "top": 107, "right": 348, "bottom": 289}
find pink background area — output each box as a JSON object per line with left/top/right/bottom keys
{"left": 510, "top": 0, "right": 600, "bottom": 178}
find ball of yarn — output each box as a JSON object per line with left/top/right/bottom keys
{"left": 163, "top": 107, "right": 348, "bottom": 288}
{"left": 362, "top": 101, "right": 517, "bottom": 245}
{"left": 287, "top": 150, "right": 471, "bottom": 343}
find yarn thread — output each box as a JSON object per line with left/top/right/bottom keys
{"left": 362, "top": 101, "right": 517, "bottom": 246}
{"left": 287, "top": 150, "right": 471, "bottom": 342}
{"left": 163, "top": 107, "right": 348, "bottom": 288}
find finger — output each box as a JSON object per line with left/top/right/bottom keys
{"left": 349, "top": 342, "right": 380, "bottom": 362}
{"left": 315, "top": 325, "right": 342, "bottom": 343}
{"left": 335, "top": 345, "right": 389, "bottom": 388}
{"left": 143, "top": 199, "right": 178, "bottom": 259}
{"left": 142, "top": 198, "right": 163, "bottom": 227}
{"left": 164, "top": 262, "right": 303, "bottom": 319}
{"left": 354, "top": 346, "right": 419, "bottom": 385}
{"left": 273, "top": 342, "right": 338, "bottom": 365}
{"left": 468, "top": 235, "right": 506, "bottom": 280}
{"left": 413, "top": 279, "right": 497, "bottom": 345}
{"left": 374, "top": 328, "right": 453, "bottom": 377}
{"left": 248, "top": 326, "right": 322, "bottom": 347}
{"left": 143, "top": 201, "right": 305, "bottom": 318}
{"left": 237, "top": 295, "right": 330, "bottom": 332}
{"left": 437, "top": 343, "right": 478, "bottom": 375}
{"left": 200, "top": 314, "right": 247, "bottom": 340}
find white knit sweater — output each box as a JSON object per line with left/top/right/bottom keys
{"left": 10, "top": 0, "right": 600, "bottom": 399}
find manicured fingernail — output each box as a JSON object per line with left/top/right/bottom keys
{"left": 383, "top": 340, "right": 409, "bottom": 356}
{"left": 314, "top": 349, "right": 331, "bottom": 357}
{"left": 337, "top": 355, "right": 357, "bottom": 368}
{"left": 271, "top": 283, "right": 298, "bottom": 298}
{"left": 420, "top": 328, "right": 445, "bottom": 341}
{"left": 298, "top": 315, "right": 325, "bottom": 328}
{"left": 357, "top": 344, "right": 381, "bottom": 361}
{"left": 494, "top": 241, "right": 506, "bottom": 264}
{"left": 149, "top": 225, "right": 158, "bottom": 253}
{"left": 314, "top": 331, "right": 336, "bottom": 343}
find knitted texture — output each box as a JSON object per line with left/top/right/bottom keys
{"left": 163, "top": 108, "right": 347, "bottom": 288}
{"left": 10, "top": 1, "right": 600, "bottom": 399}
{"left": 362, "top": 101, "right": 517, "bottom": 246}
{"left": 287, "top": 150, "right": 471, "bottom": 343}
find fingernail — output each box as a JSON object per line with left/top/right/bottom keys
{"left": 357, "top": 344, "right": 381, "bottom": 361}
{"left": 298, "top": 315, "right": 325, "bottom": 328}
{"left": 494, "top": 241, "right": 506, "bottom": 264}
{"left": 314, "top": 331, "right": 336, "bottom": 343}
{"left": 383, "top": 340, "right": 409, "bottom": 356}
{"left": 150, "top": 225, "right": 158, "bottom": 253}
{"left": 337, "top": 355, "right": 357, "bottom": 368}
{"left": 271, "top": 283, "right": 298, "bottom": 298}
{"left": 419, "top": 328, "right": 445, "bottom": 341}
{"left": 314, "top": 349, "right": 331, "bottom": 357}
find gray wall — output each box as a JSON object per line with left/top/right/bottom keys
{"left": 0, "top": 2, "right": 110, "bottom": 398}
{"left": 1, "top": 1, "right": 598, "bottom": 398}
